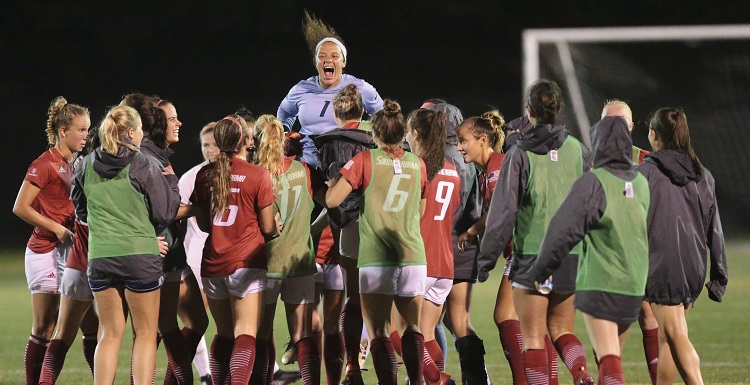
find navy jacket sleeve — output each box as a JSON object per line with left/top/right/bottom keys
{"left": 130, "top": 154, "right": 180, "bottom": 233}
{"left": 703, "top": 170, "right": 728, "bottom": 302}
{"left": 477, "top": 146, "right": 527, "bottom": 282}
{"left": 70, "top": 154, "right": 89, "bottom": 222}
{"left": 532, "top": 173, "right": 605, "bottom": 283}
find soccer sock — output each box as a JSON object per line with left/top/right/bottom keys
{"left": 425, "top": 339, "right": 445, "bottom": 372}
{"left": 229, "top": 334, "right": 256, "bottom": 385}
{"left": 297, "top": 336, "right": 321, "bottom": 385}
{"left": 498, "top": 319, "right": 527, "bottom": 385}
{"left": 324, "top": 332, "right": 344, "bottom": 385}
{"left": 401, "top": 331, "right": 425, "bottom": 385}
{"left": 369, "top": 337, "right": 398, "bottom": 385}
{"left": 81, "top": 335, "right": 96, "bottom": 376}
{"left": 545, "top": 335, "right": 559, "bottom": 385}
{"left": 162, "top": 328, "right": 194, "bottom": 385}
{"left": 434, "top": 323, "right": 448, "bottom": 369}
{"left": 597, "top": 355, "right": 625, "bottom": 385}
{"left": 209, "top": 334, "right": 234, "bottom": 385}
{"left": 38, "top": 339, "right": 69, "bottom": 385}
{"left": 340, "top": 301, "right": 363, "bottom": 371}
{"left": 523, "top": 349, "right": 549, "bottom": 385}
{"left": 422, "top": 339, "right": 443, "bottom": 384}
{"left": 267, "top": 337, "right": 277, "bottom": 383}
{"left": 313, "top": 330, "right": 323, "bottom": 354}
{"left": 25, "top": 334, "right": 49, "bottom": 385}
{"left": 249, "top": 338, "right": 270, "bottom": 385}
{"left": 455, "top": 335, "right": 490, "bottom": 385}
{"left": 389, "top": 330, "right": 403, "bottom": 357}
{"left": 553, "top": 333, "right": 591, "bottom": 384}
{"left": 192, "top": 336, "right": 211, "bottom": 378}
{"left": 642, "top": 327, "right": 659, "bottom": 385}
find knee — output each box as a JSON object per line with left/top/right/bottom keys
{"left": 32, "top": 317, "right": 57, "bottom": 339}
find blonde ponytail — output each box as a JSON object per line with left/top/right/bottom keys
{"left": 253, "top": 114, "right": 285, "bottom": 176}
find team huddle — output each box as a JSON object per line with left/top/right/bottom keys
{"left": 14, "top": 12, "right": 728, "bottom": 385}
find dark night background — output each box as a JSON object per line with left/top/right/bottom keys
{"left": 2, "top": 1, "right": 749, "bottom": 245}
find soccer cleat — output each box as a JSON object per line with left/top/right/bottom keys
{"left": 199, "top": 374, "right": 212, "bottom": 385}
{"left": 340, "top": 369, "right": 365, "bottom": 385}
{"left": 425, "top": 372, "right": 456, "bottom": 385}
{"left": 575, "top": 373, "right": 594, "bottom": 385}
{"left": 272, "top": 369, "right": 302, "bottom": 385}
{"left": 281, "top": 341, "right": 298, "bottom": 365}
{"left": 357, "top": 338, "right": 369, "bottom": 368}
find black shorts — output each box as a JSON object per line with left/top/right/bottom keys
{"left": 510, "top": 253, "right": 578, "bottom": 294}
{"left": 574, "top": 290, "right": 642, "bottom": 326}
{"left": 88, "top": 254, "right": 164, "bottom": 293}
{"left": 452, "top": 232, "right": 478, "bottom": 282}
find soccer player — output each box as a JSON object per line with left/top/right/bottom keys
{"left": 277, "top": 11, "right": 382, "bottom": 167}
{"left": 637, "top": 108, "right": 728, "bottom": 385}
{"left": 456, "top": 112, "right": 525, "bottom": 385}
{"left": 191, "top": 115, "right": 278, "bottom": 385}
{"left": 13, "top": 96, "right": 89, "bottom": 385}
{"left": 478, "top": 80, "right": 594, "bottom": 385}
{"left": 252, "top": 114, "right": 323, "bottom": 385}
{"left": 601, "top": 99, "right": 660, "bottom": 384}
{"left": 532, "top": 116, "right": 650, "bottom": 385}
{"left": 326, "top": 100, "right": 427, "bottom": 385}
{"left": 72, "top": 105, "right": 179, "bottom": 385}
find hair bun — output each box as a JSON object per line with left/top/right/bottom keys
{"left": 382, "top": 99, "right": 401, "bottom": 117}
{"left": 482, "top": 110, "right": 505, "bottom": 131}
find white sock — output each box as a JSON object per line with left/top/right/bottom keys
{"left": 193, "top": 336, "right": 211, "bottom": 377}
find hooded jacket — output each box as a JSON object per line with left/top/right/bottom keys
{"left": 531, "top": 116, "right": 644, "bottom": 283}
{"left": 71, "top": 144, "right": 180, "bottom": 238}
{"left": 637, "top": 149, "right": 728, "bottom": 304}
{"left": 477, "top": 122, "right": 592, "bottom": 282}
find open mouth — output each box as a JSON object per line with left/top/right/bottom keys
{"left": 323, "top": 66, "right": 335, "bottom": 78}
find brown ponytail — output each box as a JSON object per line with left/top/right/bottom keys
{"left": 526, "top": 79, "right": 564, "bottom": 125}
{"left": 210, "top": 115, "right": 248, "bottom": 214}
{"left": 407, "top": 109, "right": 446, "bottom": 181}
{"left": 649, "top": 107, "right": 703, "bottom": 180}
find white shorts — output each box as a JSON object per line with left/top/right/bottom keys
{"left": 202, "top": 268, "right": 267, "bottom": 300}
{"left": 164, "top": 265, "right": 193, "bottom": 283}
{"left": 339, "top": 219, "right": 360, "bottom": 259}
{"left": 315, "top": 263, "right": 344, "bottom": 291}
{"left": 359, "top": 265, "right": 427, "bottom": 297}
{"left": 25, "top": 244, "right": 68, "bottom": 294}
{"left": 264, "top": 275, "right": 316, "bottom": 305}
{"left": 424, "top": 277, "right": 452, "bottom": 305}
{"left": 60, "top": 268, "right": 94, "bottom": 302}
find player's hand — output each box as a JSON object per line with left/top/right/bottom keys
{"left": 275, "top": 212, "right": 284, "bottom": 234}
{"left": 458, "top": 231, "right": 474, "bottom": 251}
{"left": 55, "top": 225, "right": 74, "bottom": 244}
{"left": 157, "top": 236, "right": 169, "bottom": 257}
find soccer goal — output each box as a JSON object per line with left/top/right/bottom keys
{"left": 521, "top": 24, "right": 750, "bottom": 230}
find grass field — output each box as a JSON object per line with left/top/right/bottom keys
{"left": 0, "top": 240, "right": 748, "bottom": 384}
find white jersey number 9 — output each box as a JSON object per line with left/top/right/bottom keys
{"left": 433, "top": 181, "right": 455, "bottom": 221}
{"left": 383, "top": 174, "right": 412, "bottom": 212}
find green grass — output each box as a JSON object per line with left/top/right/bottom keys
{"left": 0, "top": 240, "right": 748, "bottom": 384}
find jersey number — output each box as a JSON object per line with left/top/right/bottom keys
{"left": 319, "top": 101, "right": 331, "bottom": 117}
{"left": 213, "top": 205, "right": 239, "bottom": 227}
{"left": 433, "top": 181, "right": 455, "bottom": 221}
{"left": 383, "top": 174, "right": 412, "bottom": 212}
{"left": 277, "top": 184, "right": 302, "bottom": 220}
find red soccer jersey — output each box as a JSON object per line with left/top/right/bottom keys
{"left": 23, "top": 148, "right": 75, "bottom": 253}
{"left": 192, "top": 159, "right": 275, "bottom": 277}
{"left": 482, "top": 151, "right": 512, "bottom": 259}
{"left": 66, "top": 220, "right": 89, "bottom": 271}
{"left": 341, "top": 149, "right": 428, "bottom": 196}
{"left": 421, "top": 161, "right": 460, "bottom": 278}
{"left": 315, "top": 225, "right": 340, "bottom": 265}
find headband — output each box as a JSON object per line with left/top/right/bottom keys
{"left": 315, "top": 37, "right": 347, "bottom": 61}
{"left": 156, "top": 99, "right": 164, "bottom": 107}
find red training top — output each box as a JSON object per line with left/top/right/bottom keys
{"left": 66, "top": 220, "right": 89, "bottom": 271}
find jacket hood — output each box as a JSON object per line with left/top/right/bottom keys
{"left": 312, "top": 128, "right": 374, "bottom": 148}
{"left": 645, "top": 149, "right": 698, "bottom": 186}
{"left": 92, "top": 143, "right": 139, "bottom": 178}
{"left": 516, "top": 123, "right": 568, "bottom": 154}
{"left": 427, "top": 102, "right": 464, "bottom": 144}
{"left": 590, "top": 116, "right": 633, "bottom": 170}
{"left": 502, "top": 116, "right": 532, "bottom": 151}
{"left": 139, "top": 136, "right": 173, "bottom": 168}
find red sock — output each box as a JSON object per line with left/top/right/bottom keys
{"left": 499, "top": 320, "right": 527, "bottom": 385}
{"left": 38, "top": 339, "right": 69, "bottom": 385}
{"left": 162, "top": 328, "right": 194, "bottom": 385}
{"left": 369, "top": 337, "right": 397, "bottom": 385}
{"left": 297, "top": 336, "right": 321, "bottom": 385}
{"left": 81, "top": 336, "right": 96, "bottom": 376}
{"left": 210, "top": 334, "right": 234, "bottom": 385}
{"left": 230, "top": 334, "right": 256, "bottom": 385}
{"left": 324, "top": 332, "right": 344, "bottom": 385}
{"left": 597, "top": 355, "right": 625, "bottom": 385}
{"left": 314, "top": 330, "right": 323, "bottom": 354}
{"left": 401, "top": 331, "right": 425, "bottom": 385}
{"left": 553, "top": 333, "right": 591, "bottom": 384}
{"left": 642, "top": 328, "right": 659, "bottom": 385}
{"left": 389, "top": 330, "right": 403, "bottom": 357}
{"left": 422, "top": 339, "right": 442, "bottom": 384}
{"left": 425, "top": 339, "right": 444, "bottom": 372}
{"left": 523, "top": 349, "right": 549, "bottom": 385}
{"left": 249, "top": 338, "right": 269, "bottom": 385}
{"left": 340, "top": 301, "right": 363, "bottom": 371}
{"left": 25, "top": 334, "right": 49, "bottom": 385}
{"left": 545, "top": 336, "right": 559, "bottom": 385}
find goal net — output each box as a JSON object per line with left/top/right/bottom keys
{"left": 522, "top": 25, "right": 750, "bottom": 233}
